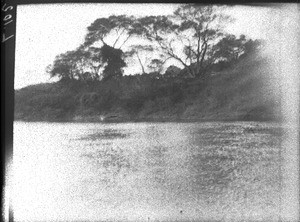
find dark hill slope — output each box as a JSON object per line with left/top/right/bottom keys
{"left": 15, "top": 54, "right": 282, "bottom": 122}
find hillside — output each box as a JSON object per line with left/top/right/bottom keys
{"left": 14, "top": 54, "right": 282, "bottom": 122}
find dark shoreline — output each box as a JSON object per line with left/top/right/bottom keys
{"left": 14, "top": 55, "right": 282, "bottom": 125}
{"left": 14, "top": 116, "right": 282, "bottom": 124}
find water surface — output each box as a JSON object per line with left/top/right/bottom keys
{"left": 13, "top": 121, "right": 282, "bottom": 221}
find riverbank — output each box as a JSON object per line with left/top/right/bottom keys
{"left": 14, "top": 113, "right": 281, "bottom": 123}
{"left": 14, "top": 54, "right": 282, "bottom": 123}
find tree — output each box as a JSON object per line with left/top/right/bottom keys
{"left": 84, "top": 15, "right": 135, "bottom": 49}
{"left": 47, "top": 46, "right": 104, "bottom": 81}
{"left": 85, "top": 46, "right": 104, "bottom": 80}
{"left": 213, "top": 35, "right": 263, "bottom": 64}
{"left": 48, "top": 15, "right": 136, "bottom": 82}
{"left": 100, "top": 44, "right": 126, "bottom": 81}
{"left": 83, "top": 15, "right": 140, "bottom": 80}
{"left": 46, "top": 49, "right": 86, "bottom": 81}
{"left": 214, "top": 34, "right": 246, "bottom": 62}
{"left": 46, "top": 51, "right": 75, "bottom": 80}
{"left": 133, "top": 4, "right": 232, "bottom": 79}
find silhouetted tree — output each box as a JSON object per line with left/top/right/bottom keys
{"left": 47, "top": 46, "right": 104, "bottom": 81}
{"left": 132, "top": 4, "right": 232, "bottom": 79}
{"left": 100, "top": 44, "right": 126, "bottom": 80}
{"left": 83, "top": 15, "right": 141, "bottom": 80}
{"left": 84, "top": 15, "right": 135, "bottom": 49}
{"left": 214, "top": 34, "right": 253, "bottom": 62}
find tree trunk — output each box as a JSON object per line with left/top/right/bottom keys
{"left": 136, "top": 53, "right": 146, "bottom": 74}
{"left": 198, "top": 43, "right": 208, "bottom": 78}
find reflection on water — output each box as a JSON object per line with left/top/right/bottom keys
{"left": 13, "top": 122, "right": 282, "bottom": 221}
{"left": 79, "top": 128, "right": 129, "bottom": 141}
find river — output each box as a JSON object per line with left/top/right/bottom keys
{"left": 13, "top": 121, "right": 283, "bottom": 221}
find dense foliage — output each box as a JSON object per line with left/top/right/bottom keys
{"left": 16, "top": 52, "right": 281, "bottom": 122}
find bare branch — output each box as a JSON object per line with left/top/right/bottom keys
{"left": 118, "top": 33, "right": 131, "bottom": 49}
{"left": 136, "top": 52, "right": 146, "bottom": 74}
{"left": 162, "top": 56, "right": 173, "bottom": 65}
{"left": 113, "top": 28, "right": 126, "bottom": 48}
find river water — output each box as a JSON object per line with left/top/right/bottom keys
{"left": 13, "top": 121, "right": 283, "bottom": 222}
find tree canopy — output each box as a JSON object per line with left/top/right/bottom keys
{"left": 100, "top": 44, "right": 126, "bottom": 80}
{"left": 84, "top": 15, "right": 135, "bottom": 48}
{"left": 128, "top": 5, "right": 233, "bottom": 78}
{"left": 47, "top": 4, "right": 262, "bottom": 82}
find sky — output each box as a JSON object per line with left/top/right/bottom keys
{"left": 14, "top": 3, "right": 281, "bottom": 89}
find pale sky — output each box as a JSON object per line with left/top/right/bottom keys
{"left": 15, "top": 3, "right": 276, "bottom": 89}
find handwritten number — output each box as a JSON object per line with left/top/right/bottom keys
{"left": 4, "top": 19, "right": 13, "bottom": 26}
{"left": 4, "top": 14, "right": 12, "bottom": 21}
{"left": 2, "top": 3, "right": 14, "bottom": 43}
{"left": 2, "top": 33, "right": 14, "bottom": 43}
{"left": 2, "top": 4, "right": 13, "bottom": 12}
